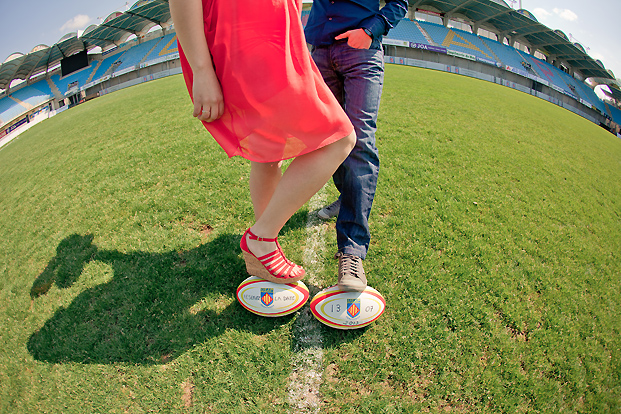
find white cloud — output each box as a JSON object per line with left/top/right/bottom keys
{"left": 553, "top": 8, "right": 578, "bottom": 22}
{"left": 59, "top": 15, "right": 93, "bottom": 33}
{"left": 532, "top": 8, "right": 552, "bottom": 20}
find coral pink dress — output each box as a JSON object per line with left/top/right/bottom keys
{"left": 179, "top": 0, "right": 353, "bottom": 163}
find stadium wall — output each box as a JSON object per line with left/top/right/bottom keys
{"left": 0, "top": 104, "right": 68, "bottom": 150}
{"left": 384, "top": 44, "right": 605, "bottom": 126}
{"left": 92, "top": 60, "right": 182, "bottom": 97}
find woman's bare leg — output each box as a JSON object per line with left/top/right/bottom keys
{"left": 249, "top": 161, "right": 282, "bottom": 221}
{"left": 246, "top": 132, "right": 356, "bottom": 259}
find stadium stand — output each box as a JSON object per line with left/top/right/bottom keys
{"left": 525, "top": 54, "right": 608, "bottom": 115}
{"left": 49, "top": 64, "right": 97, "bottom": 95}
{"left": 421, "top": 24, "right": 491, "bottom": 62}
{"left": 89, "top": 55, "right": 120, "bottom": 83}
{"left": 0, "top": 95, "right": 25, "bottom": 125}
{"left": 0, "top": 81, "right": 53, "bottom": 124}
{"left": 418, "top": 20, "right": 449, "bottom": 47}
{"left": 478, "top": 37, "right": 530, "bottom": 70}
{"left": 144, "top": 33, "right": 178, "bottom": 62}
{"left": 386, "top": 19, "right": 428, "bottom": 45}
{"left": 9, "top": 82, "right": 54, "bottom": 107}
{"left": 387, "top": 16, "right": 618, "bottom": 124}
{"left": 443, "top": 27, "right": 497, "bottom": 62}
{"left": 606, "top": 103, "right": 621, "bottom": 123}
{"left": 386, "top": 18, "right": 614, "bottom": 119}
{"left": 516, "top": 51, "right": 569, "bottom": 91}
{"left": 2, "top": 0, "right": 621, "bottom": 145}
{"left": 114, "top": 37, "right": 162, "bottom": 72}
{"left": 0, "top": 29, "right": 181, "bottom": 144}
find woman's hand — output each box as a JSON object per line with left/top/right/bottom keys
{"left": 192, "top": 69, "right": 225, "bottom": 122}
{"left": 170, "top": 0, "right": 224, "bottom": 122}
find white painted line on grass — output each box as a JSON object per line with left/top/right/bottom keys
{"left": 287, "top": 186, "right": 329, "bottom": 413}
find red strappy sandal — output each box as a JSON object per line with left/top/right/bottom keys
{"left": 240, "top": 228, "right": 305, "bottom": 283}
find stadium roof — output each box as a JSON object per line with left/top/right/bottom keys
{"left": 81, "top": 0, "right": 173, "bottom": 50}
{"left": 0, "top": 0, "right": 616, "bottom": 91}
{"left": 603, "top": 85, "right": 621, "bottom": 103}
{"left": 0, "top": 0, "right": 171, "bottom": 90}
{"left": 412, "top": 0, "right": 613, "bottom": 80}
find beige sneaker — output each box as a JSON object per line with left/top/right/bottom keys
{"left": 317, "top": 199, "right": 340, "bottom": 220}
{"left": 336, "top": 252, "right": 367, "bottom": 292}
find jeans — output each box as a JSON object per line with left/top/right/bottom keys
{"left": 311, "top": 41, "right": 385, "bottom": 260}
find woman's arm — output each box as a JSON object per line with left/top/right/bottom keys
{"left": 170, "top": 0, "right": 224, "bottom": 122}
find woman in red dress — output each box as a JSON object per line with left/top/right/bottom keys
{"left": 170, "top": 0, "right": 355, "bottom": 283}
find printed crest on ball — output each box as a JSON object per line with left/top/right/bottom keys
{"left": 260, "top": 287, "right": 274, "bottom": 307}
{"left": 236, "top": 276, "right": 309, "bottom": 317}
{"left": 310, "top": 286, "right": 385, "bottom": 330}
{"left": 347, "top": 298, "right": 361, "bottom": 319}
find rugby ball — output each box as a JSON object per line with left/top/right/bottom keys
{"left": 310, "top": 286, "right": 386, "bottom": 329}
{"left": 236, "top": 276, "right": 309, "bottom": 317}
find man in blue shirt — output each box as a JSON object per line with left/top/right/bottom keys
{"left": 305, "top": 0, "right": 408, "bottom": 291}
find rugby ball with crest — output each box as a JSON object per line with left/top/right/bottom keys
{"left": 310, "top": 286, "right": 385, "bottom": 329}
{"left": 236, "top": 276, "right": 309, "bottom": 317}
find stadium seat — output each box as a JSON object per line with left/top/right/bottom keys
{"left": 49, "top": 63, "right": 97, "bottom": 94}
{"left": 479, "top": 37, "right": 528, "bottom": 70}
{"left": 418, "top": 21, "right": 450, "bottom": 46}
{"left": 90, "top": 56, "right": 119, "bottom": 83}
{"left": 607, "top": 103, "right": 621, "bottom": 125}
{"left": 443, "top": 27, "right": 497, "bottom": 62}
{"left": 0, "top": 96, "right": 23, "bottom": 125}
{"left": 115, "top": 37, "right": 162, "bottom": 72}
{"left": 0, "top": 81, "right": 54, "bottom": 124}
{"left": 145, "top": 33, "right": 178, "bottom": 62}
{"left": 385, "top": 19, "right": 428, "bottom": 45}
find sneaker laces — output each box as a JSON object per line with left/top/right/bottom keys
{"left": 336, "top": 252, "right": 362, "bottom": 280}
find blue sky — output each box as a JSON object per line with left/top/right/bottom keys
{"left": 0, "top": 0, "right": 131, "bottom": 59}
{"left": 527, "top": 0, "right": 620, "bottom": 79}
{"left": 1, "top": 0, "right": 619, "bottom": 82}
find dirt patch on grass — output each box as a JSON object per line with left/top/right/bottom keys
{"left": 181, "top": 379, "right": 195, "bottom": 408}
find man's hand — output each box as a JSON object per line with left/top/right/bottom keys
{"left": 335, "top": 28, "right": 372, "bottom": 49}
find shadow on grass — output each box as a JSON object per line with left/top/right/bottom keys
{"left": 28, "top": 232, "right": 296, "bottom": 365}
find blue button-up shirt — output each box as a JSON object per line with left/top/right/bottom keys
{"left": 304, "top": 0, "right": 408, "bottom": 50}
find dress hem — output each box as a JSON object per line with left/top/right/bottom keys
{"left": 222, "top": 125, "right": 354, "bottom": 163}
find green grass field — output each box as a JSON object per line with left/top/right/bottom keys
{"left": 1, "top": 65, "right": 619, "bottom": 413}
